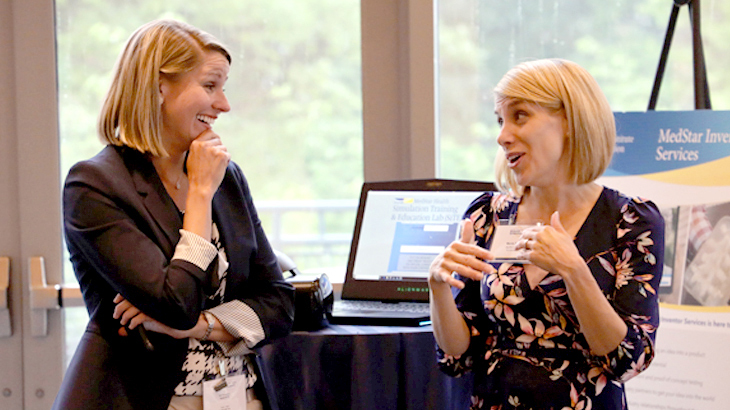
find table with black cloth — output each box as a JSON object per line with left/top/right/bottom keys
{"left": 259, "top": 324, "right": 473, "bottom": 410}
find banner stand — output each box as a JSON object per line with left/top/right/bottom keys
{"left": 599, "top": 3, "right": 730, "bottom": 409}
{"left": 648, "top": 0, "right": 711, "bottom": 110}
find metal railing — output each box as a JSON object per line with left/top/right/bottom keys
{"left": 254, "top": 199, "right": 358, "bottom": 271}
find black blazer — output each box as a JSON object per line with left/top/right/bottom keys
{"left": 53, "top": 145, "right": 295, "bottom": 410}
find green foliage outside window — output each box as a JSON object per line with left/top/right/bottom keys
{"left": 438, "top": 0, "right": 730, "bottom": 182}
{"left": 56, "top": 0, "right": 363, "bottom": 272}
{"left": 56, "top": 0, "right": 364, "bottom": 203}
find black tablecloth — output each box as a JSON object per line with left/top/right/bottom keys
{"left": 259, "top": 324, "right": 473, "bottom": 410}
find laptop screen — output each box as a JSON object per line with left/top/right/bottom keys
{"left": 341, "top": 179, "right": 495, "bottom": 302}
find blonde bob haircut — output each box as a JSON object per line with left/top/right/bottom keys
{"left": 98, "top": 19, "right": 231, "bottom": 156}
{"left": 493, "top": 58, "right": 615, "bottom": 196}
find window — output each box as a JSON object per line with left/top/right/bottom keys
{"left": 56, "top": 0, "right": 363, "bottom": 275}
{"left": 56, "top": 0, "right": 362, "bottom": 365}
{"left": 437, "top": 0, "right": 730, "bottom": 181}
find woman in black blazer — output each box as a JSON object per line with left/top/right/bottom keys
{"left": 54, "top": 19, "right": 295, "bottom": 410}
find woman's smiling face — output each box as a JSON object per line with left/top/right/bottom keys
{"left": 159, "top": 50, "right": 231, "bottom": 153}
{"left": 495, "top": 99, "right": 570, "bottom": 188}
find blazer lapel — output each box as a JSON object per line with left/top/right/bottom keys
{"left": 120, "top": 147, "right": 182, "bottom": 257}
{"left": 212, "top": 177, "right": 254, "bottom": 289}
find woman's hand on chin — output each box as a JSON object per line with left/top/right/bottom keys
{"left": 186, "top": 130, "right": 230, "bottom": 198}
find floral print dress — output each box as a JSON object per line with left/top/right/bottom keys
{"left": 437, "top": 187, "right": 664, "bottom": 410}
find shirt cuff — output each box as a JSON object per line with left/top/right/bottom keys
{"left": 208, "top": 300, "right": 265, "bottom": 356}
{"left": 172, "top": 229, "right": 218, "bottom": 271}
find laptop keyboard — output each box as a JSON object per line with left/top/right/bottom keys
{"left": 336, "top": 300, "right": 430, "bottom": 313}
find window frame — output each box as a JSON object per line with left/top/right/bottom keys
{"left": 1, "top": 0, "right": 439, "bottom": 408}
{"left": 361, "top": 0, "right": 438, "bottom": 181}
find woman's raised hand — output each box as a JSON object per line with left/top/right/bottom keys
{"left": 185, "top": 130, "right": 231, "bottom": 198}
{"left": 514, "top": 211, "right": 585, "bottom": 277}
{"left": 428, "top": 218, "right": 495, "bottom": 289}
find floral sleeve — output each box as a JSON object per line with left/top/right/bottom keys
{"left": 436, "top": 277, "right": 498, "bottom": 377}
{"left": 588, "top": 197, "right": 665, "bottom": 383}
{"left": 436, "top": 192, "right": 499, "bottom": 377}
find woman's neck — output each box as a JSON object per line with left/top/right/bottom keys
{"left": 151, "top": 152, "right": 189, "bottom": 209}
{"left": 517, "top": 183, "right": 602, "bottom": 233}
{"left": 152, "top": 136, "right": 188, "bottom": 177}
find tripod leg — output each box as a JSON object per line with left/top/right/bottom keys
{"left": 648, "top": 4, "right": 681, "bottom": 110}
{"left": 689, "top": 0, "right": 712, "bottom": 109}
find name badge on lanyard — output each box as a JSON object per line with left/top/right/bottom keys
{"left": 203, "top": 359, "right": 249, "bottom": 410}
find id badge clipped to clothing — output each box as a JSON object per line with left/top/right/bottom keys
{"left": 490, "top": 220, "right": 540, "bottom": 264}
{"left": 203, "top": 360, "right": 248, "bottom": 410}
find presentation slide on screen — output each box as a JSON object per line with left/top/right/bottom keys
{"left": 599, "top": 111, "right": 730, "bottom": 410}
{"left": 351, "top": 190, "right": 482, "bottom": 281}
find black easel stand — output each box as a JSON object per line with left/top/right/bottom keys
{"left": 648, "top": 0, "right": 712, "bottom": 110}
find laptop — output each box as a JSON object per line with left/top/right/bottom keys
{"left": 328, "top": 178, "right": 495, "bottom": 326}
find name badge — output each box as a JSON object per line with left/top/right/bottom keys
{"left": 203, "top": 374, "right": 248, "bottom": 410}
{"left": 489, "top": 223, "right": 535, "bottom": 263}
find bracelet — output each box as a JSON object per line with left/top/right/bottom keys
{"left": 201, "top": 311, "right": 215, "bottom": 341}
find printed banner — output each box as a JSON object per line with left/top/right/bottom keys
{"left": 629, "top": 304, "right": 730, "bottom": 410}
{"left": 598, "top": 111, "right": 730, "bottom": 410}
{"left": 600, "top": 111, "right": 730, "bottom": 207}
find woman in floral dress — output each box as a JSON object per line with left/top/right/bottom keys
{"left": 428, "top": 59, "right": 663, "bottom": 410}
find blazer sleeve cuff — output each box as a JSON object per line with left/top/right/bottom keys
{"left": 172, "top": 229, "right": 218, "bottom": 271}
{"left": 208, "top": 300, "right": 265, "bottom": 356}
